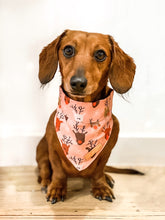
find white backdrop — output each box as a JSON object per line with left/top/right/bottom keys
{"left": 1, "top": 0, "right": 165, "bottom": 140}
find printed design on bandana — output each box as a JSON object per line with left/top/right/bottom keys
{"left": 104, "top": 98, "right": 110, "bottom": 117}
{"left": 92, "top": 100, "right": 100, "bottom": 108}
{"left": 89, "top": 119, "right": 101, "bottom": 129}
{"left": 55, "top": 87, "right": 114, "bottom": 171}
{"left": 56, "top": 111, "right": 68, "bottom": 131}
{"left": 64, "top": 95, "right": 70, "bottom": 105}
{"left": 61, "top": 135, "right": 72, "bottom": 155}
{"left": 72, "top": 121, "right": 88, "bottom": 145}
{"left": 103, "top": 122, "right": 111, "bottom": 140}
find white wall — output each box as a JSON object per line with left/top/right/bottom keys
{"left": 1, "top": 0, "right": 165, "bottom": 140}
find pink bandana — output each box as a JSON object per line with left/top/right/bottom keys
{"left": 54, "top": 87, "right": 114, "bottom": 171}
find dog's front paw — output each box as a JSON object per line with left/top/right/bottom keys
{"left": 38, "top": 175, "right": 51, "bottom": 194}
{"left": 40, "top": 178, "right": 51, "bottom": 194}
{"left": 105, "top": 173, "right": 115, "bottom": 188}
{"left": 46, "top": 183, "right": 67, "bottom": 204}
{"left": 92, "top": 184, "right": 115, "bottom": 202}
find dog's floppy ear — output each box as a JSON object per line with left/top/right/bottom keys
{"left": 38, "top": 30, "right": 67, "bottom": 84}
{"left": 108, "top": 36, "right": 136, "bottom": 94}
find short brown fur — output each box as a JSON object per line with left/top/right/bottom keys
{"left": 36, "top": 30, "right": 137, "bottom": 204}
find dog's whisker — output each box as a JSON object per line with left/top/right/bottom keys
{"left": 40, "top": 83, "right": 46, "bottom": 89}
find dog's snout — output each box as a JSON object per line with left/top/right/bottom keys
{"left": 70, "top": 75, "right": 87, "bottom": 92}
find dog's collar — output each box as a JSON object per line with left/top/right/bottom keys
{"left": 55, "top": 86, "right": 114, "bottom": 171}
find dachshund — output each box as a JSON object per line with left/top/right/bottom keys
{"left": 36, "top": 30, "right": 143, "bottom": 204}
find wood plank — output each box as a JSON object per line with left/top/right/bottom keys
{"left": 0, "top": 166, "right": 165, "bottom": 219}
{"left": 0, "top": 216, "right": 165, "bottom": 220}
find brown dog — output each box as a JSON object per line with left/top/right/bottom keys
{"left": 36, "top": 30, "right": 139, "bottom": 204}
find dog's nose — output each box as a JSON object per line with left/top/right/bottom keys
{"left": 70, "top": 75, "right": 87, "bottom": 92}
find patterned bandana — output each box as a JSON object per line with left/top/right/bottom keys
{"left": 54, "top": 86, "right": 114, "bottom": 171}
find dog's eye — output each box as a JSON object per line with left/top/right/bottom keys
{"left": 94, "top": 50, "right": 107, "bottom": 62}
{"left": 63, "top": 45, "right": 75, "bottom": 58}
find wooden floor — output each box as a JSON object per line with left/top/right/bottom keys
{"left": 0, "top": 166, "right": 165, "bottom": 220}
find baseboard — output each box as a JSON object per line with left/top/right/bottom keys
{"left": 0, "top": 136, "right": 165, "bottom": 166}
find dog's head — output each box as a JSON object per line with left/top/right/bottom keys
{"left": 39, "top": 30, "right": 136, "bottom": 101}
